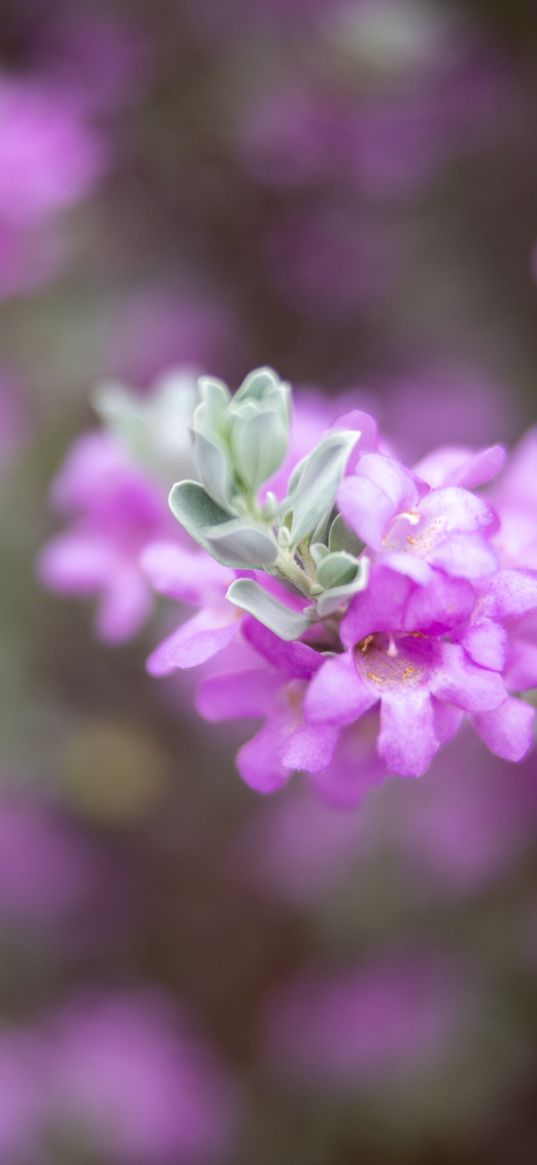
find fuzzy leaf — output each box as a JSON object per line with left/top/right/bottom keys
{"left": 328, "top": 513, "right": 364, "bottom": 555}
{"left": 204, "top": 518, "right": 279, "bottom": 568}
{"left": 316, "top": 551, "right": 359, "bottom": 590}
{"left": 315, "top": 558, "right": 370, "bottom": 617}
{"left": 234, "top": 366, "right": 284, "bottom": 406}
{"left": 168, "top": 480, "right": 230, "bottom": 549}
{"left": 229, "top": 407, "right": 288, "bottom": 490}
{"left": 226, "top": 578, "right": 313, "bottom": 640}
{"left": 192, "top": 427, "right": 234, "bottom": 510}
{"left": 310, "top": 543, "right": 330, "bottom": 567}
{"left": 284, "top": 430, "right": 358, "bottom": 547}
{"left": 197, "top": 376, "right": 231, "bottom": 427}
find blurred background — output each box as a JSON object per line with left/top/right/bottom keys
{"left": 1, "top": 1, "right": 537, "bottom": 1161}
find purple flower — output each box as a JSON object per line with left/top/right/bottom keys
{"left": 397, "top": 729, "right": 537, "bottom": 892}
{"left": 44, "top": 364, "right": 537, "bottom": 800}
{"left": 0, "top": 792, "right": 96, "bottom": 926}
{"left": 337, "top": 451, "right": 499, "bottom": 584}
{"left": 0, "top": 81, "right": 103, "bottom": 227}
{"left": 235, "top": 783, "right": 365, "bottom": 905}
{"left": 378, "top": 362, "right": 515, "bottom": 463}
{"left": 39, "top": 432, "right": 172, "bottom": 643}
{"left": 42, "top": 991, "right": 238, "bottom": 1164}
{"left": 141, "top": 395, "right": 537, "bottom": 797}
{"left": 262, "top": 954, "right": 465, "bottom": 1085}
{"left": 0, "top": 77, "right": 104, "bottom": 298}
{"left": 492, "top": 426, "right": 537, "bottom": 572}
{"left": 142, "top": 541, "right": 240, "bottom": 672}
{"left": 304, "top": 563, "right": 536, "bottom": 782}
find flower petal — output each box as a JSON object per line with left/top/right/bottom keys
{"left": 340, "top": 567, "right": 411, "bottom": 648}
{"left": 431, "top": 643, "right": 505, "bottom": 712}
{"left": 504, "top": 636, "right": 537, "bottom": 691}
{"left": 140, "top": 540, "right": 230, "bottom": 603}
{"left": 417, "top": 486, "right": 495, "bottom": 534}
{"left": 404, "top": 574, "right": 476, "bottom": 633}
{"left": 305, "top": 653, "right": 377, "bottom": 726}
{"left": 312, "top": 721, "right": 386, "bottom": 808}
{"left": 428, "top": 534, "right": 498, "bottom": 579}
{"left": 38, "top": 534, "right": 111, "bottom": 593}
{"left": 480, "top": 569, "right": 537, "bottom": 620}
{"left": 337, "top": 453, "right": 417, "bottom": 550}
{"left": 462, "top": 620, "right": 507, "bottom": 671}
{"left": 96, "top": 567, "right": 152, "bottom": 644}
{"left": 282, "top": 723, "right": 340, "bottom": 774}
{"left": 146, "top": 608, "right": 239, "bottom": 674}
{"left": 472, "top": 698, "right": 535, "bottom": 762}
{"left": 242, "top": 617, "right": 322, "bottom": 679}
{"left": 432, "top": 699, "right": 464, "bottom": 744}
{"left": 196, "top": 669, "right": 281, "bottom": 720}
{"left": 415, "top": 445, "right": 506, "bottom": 490}
{"left": 237, "top": 719, "right": 292, "bottom": 794}
{"left": 378, "top": 687, "right": 438, "bottom": 778}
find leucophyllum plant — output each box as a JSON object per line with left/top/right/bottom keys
{"left": 42, "top": 366, "right": 537, "bottom": 805}
{"left": 140, "top": 368, "right": 537, "bottom": 802}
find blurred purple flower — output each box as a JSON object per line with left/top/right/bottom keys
{"left": 398, "top": 730, "right": 537, "bottom": 892}
{"left": 0, "top": 77, "right": 105, "bottom": 298}
{"left": 263, "top": 954, "right": 464, "bottom": 1084}
{"left": 0, "top": 793, "right": 96, "bottom": 926}
{"left": 235, "top": 784, "right": 365, "bottom": 904}
{"left": 0, "top": 81, "right": 103, "bottom": 227}
{"left": 45, "top": 991, "right": 238, "bottom": 1164}
{"left": 39, "top": 432, "right": 172, "bottom": 644}
{"left": 379, "top": 363, "right": 515, "bottom": 462}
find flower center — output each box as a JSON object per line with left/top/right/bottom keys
{"left": 355, "top": 632, "right": 432, "bottom": 688}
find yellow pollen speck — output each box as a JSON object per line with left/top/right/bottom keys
{"left": 359, "top": 634, "right": 374, "bottom": 653}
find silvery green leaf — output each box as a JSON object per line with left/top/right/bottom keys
{"left": 198, "top": 376, "right": 231, "bottom": 428}
{"left": 234, "top": 367, "right": 290, "bottom": 425}
{"left": 311, "top": 506, "right": 336, "bottom": 546}
{"left": 204, "top": 518, "right": 279, "bottom": 568}
{"left": 284, "top": 430, "right": 358, "bottom": 547}
{"left": 93, "top": 373, "right": 198, "bottom": 480}
{"left": 93, "top": 380, "right": 146, "bottom": 454}
{"left": 234, "top": 367, "right": 280, "bottom": 404}
{"left": 168, "top": 480, "right": 230, "bottom": 549}
{"left": 310, "top": 543, "right": 330, "bottom": 567}
{"left": 226, "top": 578, "right": 313, "bottom": 640}
{"left": 263, "top": 492, "right": 278, "bottom": 521}
{"left": 328, "top": 512, "right": 364, "bottom": 555}
{"left": 316, "top": 551, "right": 358, "bottom": 590}
{"left": 192, "top": 428, "right": 234, "bottom": 510}
{"left": 229, "top": 407, "right": 288, "bottom": 490}
{"left": 315, "top": 557, "right": 370, "bottom": 617}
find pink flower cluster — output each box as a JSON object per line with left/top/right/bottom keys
{"left": 0, "top": 990, "right": 237, "bottom": 1164}
{"left": 41, "top": 376, "right": 537, "bottom": 807}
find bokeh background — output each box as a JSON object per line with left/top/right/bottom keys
{"left": 1, "top": 1, "right": 537, "bottom": 1161}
